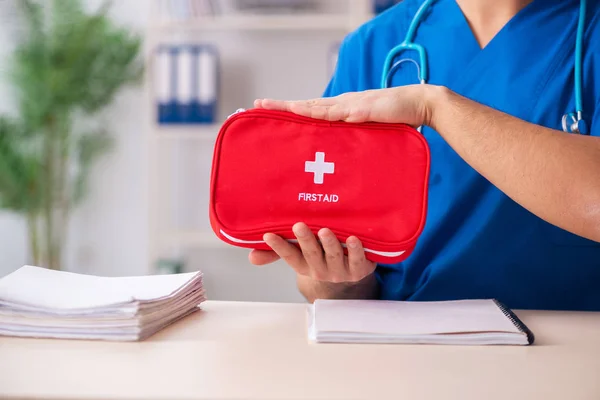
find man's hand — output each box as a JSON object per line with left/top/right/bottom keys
{"left": 248, "top": 222, "right": 378, "bottom": 302}
{"left": 254, "top": 85, "right": 600, "bottom": 243}
{"left": 254, "top": 84, "right": 434, "bottom": 128}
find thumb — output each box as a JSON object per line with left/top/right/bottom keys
{"left": 248, "top": 249, "right": 281, "bottom": 265}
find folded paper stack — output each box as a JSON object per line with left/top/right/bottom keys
{"left": 0, "top": 265, "right": 205, "bottom": 341}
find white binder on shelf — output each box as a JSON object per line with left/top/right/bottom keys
{"left": 195, "top": 45, "right": 219, "bottom": 124}
{"left": 155, "top": 45, "right": 177, "bottom": 124}
{"left": 154, "top": 43, "right": 220, "bottom": 125}
{"left": 176, "top": 45, "right": 195, "bottom": 122}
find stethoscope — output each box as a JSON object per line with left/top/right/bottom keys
{"left": 381, "top": 0, "right": 589, "bottom": 135}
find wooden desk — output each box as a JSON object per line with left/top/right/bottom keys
{"left": 1, "top": 300, "right": 599, "bottom": 400}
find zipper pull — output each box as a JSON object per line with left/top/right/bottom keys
{"left": 227, "top": 108, "right": 246, "bottom": 119}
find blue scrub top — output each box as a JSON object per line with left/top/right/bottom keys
{"left": 324, "top": 0, "right": 600, "bottom": 311}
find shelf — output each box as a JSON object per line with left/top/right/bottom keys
{"left": 154, "top": 124, "right": 220, "bottom": 140}
{"left": 151, "top": 14, "right": 362, "bottom": 32}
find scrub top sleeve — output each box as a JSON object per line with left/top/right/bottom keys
{"left": 322, "top": 35, "right": 360, "bottom": 98}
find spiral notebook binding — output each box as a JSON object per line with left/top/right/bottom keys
{"left": 493, "top": 299, "right": 535, "bottom": 345}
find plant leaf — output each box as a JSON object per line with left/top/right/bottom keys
{"left": 0, "top": 0, "right": 142, "bottom": 217}
{"left": 0, "top": 116, "right": 45, "bottom": 212}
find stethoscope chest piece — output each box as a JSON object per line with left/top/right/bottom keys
{"left": 562, "top": 112, "right": 589, "bottom": 135}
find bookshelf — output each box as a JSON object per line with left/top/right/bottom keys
{"left": 155, "top": 125, "right": 221, "bottom": 140}
{"left": 146, "top": 0, "right": 376, "bottom": 274}
{"left": 152, "top": 14, "right": 356, "bottom": 31}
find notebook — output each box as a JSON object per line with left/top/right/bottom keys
{"left": 0, "top": 265, "right": 206, "bottom": 341}
{"left": 308, "top": 299, "right": 534, "bottom": 345}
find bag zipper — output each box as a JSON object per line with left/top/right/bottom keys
{"left": 224, "top": 107, "right": 420, "bottom": 132}
{"left": 227, "top": 108, "right": 247, "bottom": 119}
{"left": 219, "top": 229, "right": 407, "bottom": 258}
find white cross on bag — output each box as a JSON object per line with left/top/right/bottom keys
{"left": 305, "top": 152, "right": 335, "bottom": 184}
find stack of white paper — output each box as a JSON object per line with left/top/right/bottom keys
{"left": 0, "top": 265, "right": 206, "bottom": 341}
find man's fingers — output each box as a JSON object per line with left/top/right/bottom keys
{"left": 292, "top": 222, "right": 328, "bottom": 280}
{"left": 317, "top": 228, "right": 347, "bottom": 283}
{"left": 257, "top": 100, "right": 354, "bottom": 122}
{"left": 254, "top": 98, "right": 342, "bottom": 119}
{"left": 255, "top": 97, "right": 336, "bottom": 108}
{"left": 261, "top": 229, "right": 373, "bottom": 284}
{"left": 263, "top": 233, "right": 308, "bottom": 276}
{"left": 293, "top": 104, "right": 331, "bottom": 120}
{"left": 254, "top": 98, "right": 289, "bottom": 110}
{"left": 248, "top": 249, "right": 280, "bottom": 266}
{"left": 346, "top": 236, "right": 374, "bottom": 281}
{"left": 291, "top": 103, "right": 354, "bottom": 122}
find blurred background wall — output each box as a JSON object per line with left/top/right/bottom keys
{"left": 0, "top": 0, "right": 152, "bottom": 280}
{"left": 0, "top": 0, "right": 386, "bottom": 302}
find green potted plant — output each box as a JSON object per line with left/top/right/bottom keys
{"left": 0, "top": 0, "right": 143, "bottom": 270}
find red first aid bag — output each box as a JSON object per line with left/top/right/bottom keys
{"left": 209, "top": 108, "right": 430, "bottom": 264}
